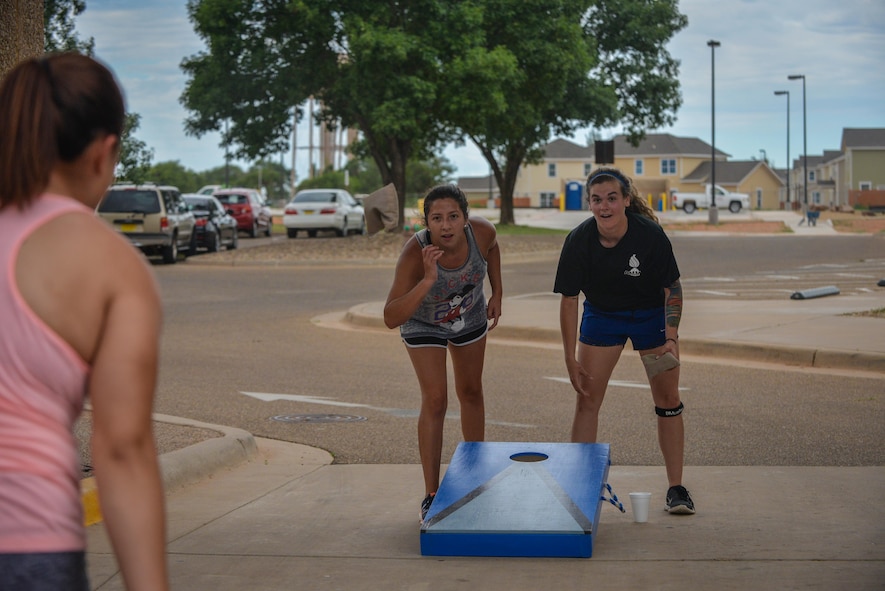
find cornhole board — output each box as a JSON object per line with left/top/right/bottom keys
{"left": 420, "top": 442, "right": 611, "bottom": 558}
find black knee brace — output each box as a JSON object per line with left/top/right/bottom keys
{"left": 655, "top": 402, "right": 684, "bottom": 417}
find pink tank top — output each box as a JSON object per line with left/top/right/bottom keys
{"left": 0, "top": 194, "right": 92, "bottom": 553}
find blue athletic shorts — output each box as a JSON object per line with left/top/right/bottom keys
{"left": 0, "top": 551, "right": 89, "bottom": 591}
{"left": 579, "top": 302, "right": 666, "bottom": 350}
{"left": 402, "top": 323, "right": 488, "bottom": 349}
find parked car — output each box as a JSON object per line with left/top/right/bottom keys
{"left": 671, "top": 184, "right": 749, "bottom": 214}
{"left": 183, "top": 194, "right": 239, "bottom": 252}
{"left": 283, "top": 188, "right": 366, "bottom": 238}
{"left": 96, "top": 183, "right": 195, "bottom": 264}
{"left": 213, "top": 188, "right": 273, "bottom": 237}
{"left": 196, "top": 184, "right": 223, "bottom": 195}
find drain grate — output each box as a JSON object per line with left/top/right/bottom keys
{"left": 272, "top": 413, "right": 367, "bottom": 423}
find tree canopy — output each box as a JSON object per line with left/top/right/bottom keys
{"left": 44, "top": 0, "right": 95, "bottom": 54}
{"left": 181, "top": 0, "right": 686, "bottom": 226}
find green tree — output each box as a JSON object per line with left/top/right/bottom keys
{"left": 449, "top": 0, "right": 686, "bottom": 224}
{"left": 181, "top": 0, "right": 483, "bottom": 228}
{"left": 147, "top": 161, "right": 203, "bottom": 192}
{"left": 117, "top": 113, "right": 154, "bottom": 184}
{"left": 44, "top": 0, "right": 95, "bottom": 54}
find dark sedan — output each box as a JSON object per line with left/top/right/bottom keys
{"left": 183, "top": 194, "right": 239, "bottom": 252}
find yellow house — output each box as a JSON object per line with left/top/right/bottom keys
{"left": 457, "top": 133, "right": 791, "bottom": 210}
{"left": 680, "top": 160, "right": 785, "bottom": 210}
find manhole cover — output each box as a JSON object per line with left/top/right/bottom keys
{"left": 271, "top": 414, "right": 367, "bottom": 423}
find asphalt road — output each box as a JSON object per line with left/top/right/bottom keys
{"left": 140, "top": 233, "right": 885, "bottom": 468}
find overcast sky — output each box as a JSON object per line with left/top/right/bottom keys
{"left": 76, "top": 0, "right": 885, "bottom": 181}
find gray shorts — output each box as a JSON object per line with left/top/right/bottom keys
{"left": 402, "top": 323, "right": 488, "bottom": 348}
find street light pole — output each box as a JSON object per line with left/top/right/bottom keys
{"left": 707, "top": 39, "right": 720, "bottom": 225}
{"left": 788, "top": 74, "right": 807, "bottom": 207}
{"left": 774, "top": 90, "right": 790, "bottom": 208}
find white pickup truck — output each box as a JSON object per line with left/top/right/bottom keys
{"left": 671, "top": 184, "right": 749, "bottom": 214}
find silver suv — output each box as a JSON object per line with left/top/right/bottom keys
{"left": 97, "top": 183, "right": 196, "bottom": 264}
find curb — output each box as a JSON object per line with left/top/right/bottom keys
{"left": 81, "top": 413, "right": 258, "bottom": 526}
{"left": 343, "top": 304, "right": 885, "bottom": 374}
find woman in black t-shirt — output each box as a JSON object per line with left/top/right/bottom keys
{"left": 554, "top": 167, "right": 695, "bottom": 515}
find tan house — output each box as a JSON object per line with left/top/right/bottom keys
{"left": 512, "top": 138, "right": 595, "bottom": 208}
{"left": 680, "top": 160, "right": 784, "bottom": 210}
{"left": 503, "top": 133, "right": 755, "bottom": 210}
{"left": 804, "top": 128, "right": 885, "bottom": 209}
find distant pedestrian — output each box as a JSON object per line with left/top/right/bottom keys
{"left": 384, "top": 184, "right": 502, "bottom": 523}
{"left": 553, "top": 167, "right": 694, "bottom": 514}
{"left": 0, "top": 53, "right": 170, "bottom": 589}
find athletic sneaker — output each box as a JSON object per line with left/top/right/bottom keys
{"left": 666, "top": 485, "right": 695, "bottom": 514}
{"left": 420, "top": 492, "right": 436, "bottom": 523}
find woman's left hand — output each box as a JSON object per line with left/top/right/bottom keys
{"left": 487, "top": 294, "right": 502, "bottom": 330}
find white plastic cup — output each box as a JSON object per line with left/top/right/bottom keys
{"left": 629, "top": 492, "right": 652, "bottom": 523}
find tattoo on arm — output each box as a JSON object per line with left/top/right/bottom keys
{"left": 666, "top": 280, "right": 682, "bottom": 329}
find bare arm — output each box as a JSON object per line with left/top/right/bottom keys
{"left": 663, "top": 279, "right": 683, "bottom": 356}
{"left": 559, "top": 295, "right": 588, "bottom": 396}
{"left": 383, "top": 237, "right": 442, "bottom": 329}
{"left": 89, "top": 246, "right": 169, "bottom": 591}
{"left": 472, "top": 218, "right": 502, "bottom": 330}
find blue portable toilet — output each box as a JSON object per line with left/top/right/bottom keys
{"left": 565, "top": 181, "right": 583, "bottom": 211}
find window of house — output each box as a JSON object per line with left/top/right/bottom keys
{"left": 540, "top": 192, "right": 557, "bottom": 208}
{"left": 548, "top": 163, "right": 556, "bottom": 178}
{"left": 634, "top": 159, "right": 643, "bottom": 176}
{"left": 584, "top": 163, "right": 592, "bottom": 177}
{"left": 859, "top": 181, "right": 872, "bottom": 190}
{"left": 661, "top": 159, "right": 676, "bottom": 175}
{"left": 812, "top": 192, "right": 821, "bottom": 204}
{"left": 755, "top": 188, "right": 762, "bottom": 209}
{"left": 808, "top": 170, "right": 816, "bottom": 182}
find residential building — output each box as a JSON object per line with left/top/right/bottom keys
{"left": 679, "top": 160, "right": 784, "bottom": 210}
{"left": 513, "top": 138, "right": 595, "bottom": 208}
{"left": 455, "top": 129, "right": 884, "bottom": 211}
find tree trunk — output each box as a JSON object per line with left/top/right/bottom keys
{"left": 0, "top": 0, "right": 44, "bottom": 79}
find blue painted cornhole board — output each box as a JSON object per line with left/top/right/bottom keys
{"left": 420, "top": 442, "right": 611, "bottom": 558}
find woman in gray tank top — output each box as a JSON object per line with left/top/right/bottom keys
{"left": 384, "top": 184, "right": 502, "bottom": 523}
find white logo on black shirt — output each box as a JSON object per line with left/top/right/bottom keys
{"left": 624, "top": 253, "right": 641, "bottom": 277}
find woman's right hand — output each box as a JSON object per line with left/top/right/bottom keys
{"left": 421, "top": 244, "right": 443, "bottom": 283}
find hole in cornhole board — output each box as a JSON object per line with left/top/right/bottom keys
{"left": 510, "top": 452, "right": 549, "bottom": 463}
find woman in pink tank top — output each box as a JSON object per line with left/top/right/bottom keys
{"left": 0, "top": 53, "right": 169, "bottom": 590}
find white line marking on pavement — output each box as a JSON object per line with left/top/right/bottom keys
{"left": 240, "top": 391, "right": 535, "bottom": 428}
{"left": 695, "top": 290, "right": 737, "bottom": 296}
{"left": 544, "top": 377, "right": 688, "bottom": 391}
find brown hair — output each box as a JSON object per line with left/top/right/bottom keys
{"left": 586, "top": 166, "right": 659, "bottom": 224}
{"left": 422, "top": 183, "right": 470, "bottom": 223}
{"left": 0, "top": 52, "right": 125, "bottom": 210}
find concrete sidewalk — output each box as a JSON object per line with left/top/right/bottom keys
{"left": 346, "top": 291, "right": 885, "bottom": 374}
{"left": 86, "top": 437, "right": 885, "bottom": 590}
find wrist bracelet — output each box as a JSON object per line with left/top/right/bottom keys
{"left": 666, "top": 337, "right": 678, "bottom": 344}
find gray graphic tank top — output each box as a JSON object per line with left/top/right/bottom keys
{"left": 400, "top": 223, "right": 488, "bottom": 339}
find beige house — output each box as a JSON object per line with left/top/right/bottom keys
{"left": 500, "top": 133, "right": 783, "bottom": 210}
{"left": 802, "top": 128, "right": 885, "bottom": 209}
{"left": 680, "top": 160, "right": 784, "bottom": 210}
{"left": 455, "top": 130, "right": 884, "bottom": 211}
{"left": 513, "top": 138, "right": 595, "bottom": 208}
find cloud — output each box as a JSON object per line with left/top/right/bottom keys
{"left": 78, "top": 0, "right": 885, "bottom": 177}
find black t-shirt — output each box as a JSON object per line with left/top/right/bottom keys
{"left": 553, "top": 212, "right": 680, "bottom": 311}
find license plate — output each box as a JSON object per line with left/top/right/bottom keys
{"left": 120, "top": 223, "right": 139, "bottom": 232}
{"left": 304, "top": 210, "right": 314, "bottom": 215}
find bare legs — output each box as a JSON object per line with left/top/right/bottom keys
{"left": 407, "top": 337, "right": 487, "bottom": 495}
{"left": 571, "top": 342, "right": 685, "bottom": 487}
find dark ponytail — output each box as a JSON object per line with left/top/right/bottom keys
{"left": 0, "top": 53, "right": 125, "bottom": 210}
